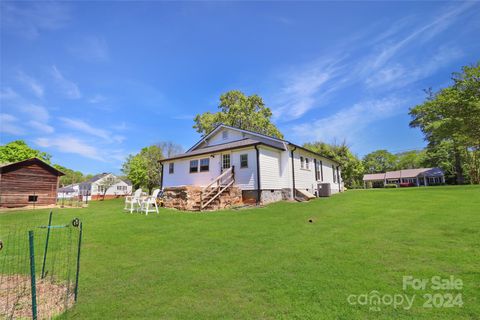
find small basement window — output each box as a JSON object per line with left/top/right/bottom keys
{"left": 240, "top": 154, "right": 248, "bottom": 168}
{"left": 200, "top": 158, "right": 209, "bottom": 172}
{"left": 190, "top": 160, "right": 199, "bottom": 173}
{"left": 169, "top": 163, "right": 174, "bottom": 174}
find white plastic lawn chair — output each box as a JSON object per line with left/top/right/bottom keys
{"left": 140, "top": 189, "right": 160, "bottom": 215}
{"left": 124, "top": 188, "right": 143, "bottom": 213}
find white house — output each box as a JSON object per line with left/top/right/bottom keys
{"left": 57, "top": 183, "right": 80, "bottom": 199}
{"left": 363, "top": 168, "right": 445, "bottom": 188}
{"left": 79, "top": 173, "right": 132, "bottom": 200}
{"left": 160, "top": 124, "right": 343, "bottom": 206}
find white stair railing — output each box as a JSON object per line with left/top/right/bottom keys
{"left": 200, "top": 166, "right": 235, "bottom": 210}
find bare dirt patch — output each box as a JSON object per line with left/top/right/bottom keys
{"left": 0, "top": 275, "right": 74, "bottom": 319}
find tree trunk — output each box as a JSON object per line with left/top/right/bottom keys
{"left": 454, "top": 145, "right": 465, "bottom": 184}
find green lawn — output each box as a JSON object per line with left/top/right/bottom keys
{"left": 1, "top": 186, "right": 479, "bottom": 319}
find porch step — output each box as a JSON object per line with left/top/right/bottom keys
{"left": 196, "top": 187, "right": 231, "bottom": 211}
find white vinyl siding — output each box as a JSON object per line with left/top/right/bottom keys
{"left": 91, "top": 174, "right": 132, "bottom": 196}
{"left": 259, "top": 148, "right": 282, "bottom": 190}
{"left": 205, "top": 129, "right": 244, "bottom": 146}
{"left": 231, "top": 149, "right": 257, "bottom": 190}
{"left": 293, "top": 150, "right": 341, "bottom": 195}
{"left": 162, "top": 147, "right": 258, "bottom": 190}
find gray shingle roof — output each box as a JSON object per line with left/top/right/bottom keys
{"left": 161, "top": 138, "right": 285, "bottom": 161}
{"left": 363, "top": 168, "right": 444, "bottom": 181}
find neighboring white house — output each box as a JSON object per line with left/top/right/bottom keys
{"left": 79, "top": 173, "right": 132, "bottom": 200}
{"left": 57, "top": 183, "right": 80, "bottom": 199}
{"left": 160, "top": 124, "right": 343, "bottom": 204}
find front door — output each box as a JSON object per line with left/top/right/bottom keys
{"left": 221, "top": 153, "right": 231, "bottom": 173}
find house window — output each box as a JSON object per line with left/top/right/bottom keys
{"left": 332, "top": 165, "right": 337, "bottom": 183}
{"left": 300, "top": 156, "right": 304, "bottom": 169}
{"left": 336, "top": 166, "right": 340, "bottom": 183}
{"left": 200, "top": 158, "right": 209, "bottom": 172}
{"left": 190, "top": 160, "right": 199, "bottom": 173}
{"left": 240, "top": 154, "right": 248, "bottom": 168}
{"left": 222, "top": 154, "right": 231, "bottom": 169}
{"left": 169, "top": 163, "right": 174, "bottom": 174}
{"left": 305, "top": 158, "right": 309, "bottom": 170}
{"left": 222, "top": 131, "right": 228, "bottom": 140}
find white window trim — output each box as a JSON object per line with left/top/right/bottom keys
{"left": 240, "top": 154, "right": 248, "bottom": 168}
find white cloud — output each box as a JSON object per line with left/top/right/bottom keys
{"left": 59, "top": 117, "right": 125, "bottom": 143}
{"left": 362, "top": 2, "right": 474, "bottom": 73}
{"left": 69, "top": 36, "right": 109, "bottom": 62}
{"left": 272, "top": 3, "right": 472, "bottom": 123}
{"left": 0, "top": 113, "right": 25, "bottom": 135}
{"left": 20, "top": 104, "right": 49, "bottom": 122}
{"left": 59, "top": 117, "right": 109, "bottom": 139}
{"left": 0, "top": 2, "right": 70, "bottom": 38}
{"left": 17, "top": 71, "right": 44, "bottom": 98}
{"left": 365, "top": 47, "right": 463, "bottom": 89}
{"left": 273, "top": 58, "right": 347, "bottom": 120}
{"left": 88, "top": 94, "right": 107, "bottom": 104}
{"left": 51, "top": 66, "right": 81, "bottom": 99}
{"left": 0, "top": 87, "right": 19, "bottom": 100}
{"left": 28, "top": 120, "right": 54, "bottom": 134}
{"left": 292, "top": 97, "right": 406, "bottom": 144}
{"left": 35, "top": 136, "right": 104, "bottom": 161}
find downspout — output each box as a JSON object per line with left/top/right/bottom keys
{"left": 254, "top": 145, "right": 261, "bottom": 205}
{"left": 159, "top": 162, "right": 164, "bottom": 190}
{"left": 291, "top": 146, "right": 297, "bottom": 200}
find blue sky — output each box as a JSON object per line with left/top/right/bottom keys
{"left": 1, "top": 1, "right": 479, "bottom": 174}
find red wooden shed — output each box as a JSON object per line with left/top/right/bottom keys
{"left": 0, "top": 158, "right": 64, "bottom": 208}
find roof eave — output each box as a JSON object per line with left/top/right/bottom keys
{"left": 159, "top": 142, "right": 285, "bottom": 163}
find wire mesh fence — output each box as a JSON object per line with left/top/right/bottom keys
{"left": 56, "top": 196, "right": 84, "bottom": 208}
{"left": 0, "top": 212, "right": 83, "bottom": 319}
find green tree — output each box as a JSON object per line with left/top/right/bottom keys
{"left": 421, "top": 141, "right": 457, "bottom": 183}
{"left": 193, "top": 90, "right": 283, "bottom": 138}
{"left": 122, "top": 154, "right": 148, "bottom": 190}
{"left": 122, "top": 144, "right": 166, "bottom": 193}
{"left": 0, "top": 140, "right": 51, "bottom": 163}
{"left": 409, "top": 62, "right": 480, "bottom": 184}
{"left": 303, "top": 141, "right": 364, "bottom": 188}
{"left": 395, "top": 150, "right": 425, "bottom": 170}
{"left": 53, "top": 164, "right": 86, "bottom": 186}
{"left": 141, "top": 145, "right": 163, "bottom": 193}
{"left": 97, "top": 175, "right": 121, "bottom": 200}
{"left": 363, "top": 150, "right": 397, "bottom": 174}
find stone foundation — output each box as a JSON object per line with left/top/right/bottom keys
{"left": 260, "top": 188, "right": 292, "bottom": 204}
{"left": 242, "top": 189, "right": 293, "bottom": 205}
{"left": 163, "top": 186, "right": 242, "bottom": 211}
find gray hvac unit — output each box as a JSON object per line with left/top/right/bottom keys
{"left": 317, "top": 183, "right": 331, "bottom": 197}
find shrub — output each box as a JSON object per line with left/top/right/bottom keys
{"left": 384, "top": 184, "right": 398, "bottom": 188}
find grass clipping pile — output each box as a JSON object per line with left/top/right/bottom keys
{"left": 0, "top": 275, "right": 74, "bottom": 319}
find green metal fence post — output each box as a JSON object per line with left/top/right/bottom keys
{"left": 28, "top": 230, "right": 38, "bottom": 320}
{"left": 41, "top": 211, "right": 53, "bottom": 278}
{"left": 74, "top": 221, "right": 83, "bottom": 302}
